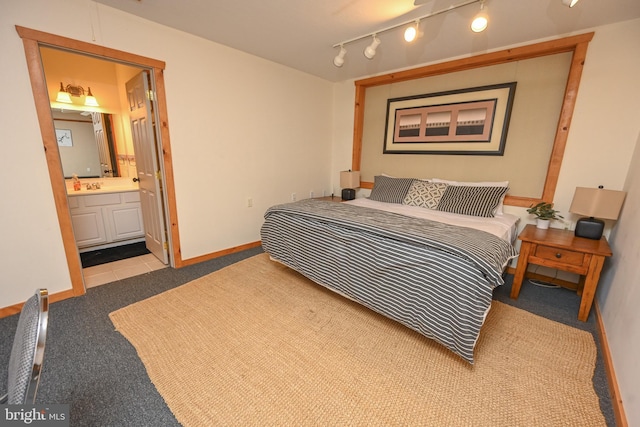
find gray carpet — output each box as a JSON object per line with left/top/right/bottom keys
{"left": 0, "top": 247, "right": 615, "bottom": 426}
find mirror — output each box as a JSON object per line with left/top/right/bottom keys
{"left": 53, "top": 109, "right": 135, "bottom": 179}
{"left": 41, "top": 46, "right": 141, "bottom": 180}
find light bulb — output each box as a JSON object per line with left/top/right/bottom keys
{"left": 471, "top": 14, "right": 488, "bottom": 32}
{"left": 404, "top": 26, "right": 417, "bottom": 42}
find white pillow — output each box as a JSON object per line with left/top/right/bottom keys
{"left": 430, "top": 178, "right": 509, "bottom": 215}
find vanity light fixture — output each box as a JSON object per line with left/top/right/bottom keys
{"left": 55, "top": 82, "right": 100, "bottom": 107}
{"left": 332, "top": 0, "right": 482, "bottom": 67}
{"left": 470, "top": 1, "right": 489, "bottom": 33}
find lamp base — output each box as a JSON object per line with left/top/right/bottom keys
{"left": 575, "top": 217, "right": 604, "bottom": 240}
{"left": 341, "top": 188, "right": 356, "bottom": 201}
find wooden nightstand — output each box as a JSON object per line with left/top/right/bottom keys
{"left": 510, "top": 224, "right": 612, "bottom": 321}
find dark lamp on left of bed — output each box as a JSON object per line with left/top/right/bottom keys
{"left": 340, "top": 170, "right": 360, "bottom": 201}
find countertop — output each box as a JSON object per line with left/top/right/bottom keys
{"left": 65, "top": 178, "right": 139, "bottom": 196}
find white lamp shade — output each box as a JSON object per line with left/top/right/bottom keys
{"left": 340, "top": 171, "right": 360, "bottom": 189}
{"left": 84, "top": 95, "right": 99, "bottom": 107}
{"left": 569, "top": 187, "right": 626, "bottom": 220}
{"left": 56, "top": 90, "right": 72, "bottom": 103}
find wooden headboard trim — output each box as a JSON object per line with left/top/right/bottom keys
{"left": 352, "top": 32, "right": 594, "bottom": 207}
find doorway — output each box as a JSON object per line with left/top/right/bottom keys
{"left": 17, "top": 26, "right": 183, "bottom": 298}
{"left": 43, "top": 47, "right": 168, "bottom": 269}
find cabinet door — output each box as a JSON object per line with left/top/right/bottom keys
{"left": 105, "top": 203, "right": 145, "bottom": 241}
{"left": 70, "top": 209, "right": 108, "bottom": 248}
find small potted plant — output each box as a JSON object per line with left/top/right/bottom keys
{"left": 527, "top": 202, "right": 564, "bottom": 229}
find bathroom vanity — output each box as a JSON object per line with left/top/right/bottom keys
{"left": 66, "top": 179, "right": 144, "bottom": 252}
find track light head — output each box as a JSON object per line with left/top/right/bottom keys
{"left": 470, "top": 1, "right": 488, "bottom": 33}
{"left": 562, "top": 0, "right": 579, "bottom": 7}
{"left": 404, "top": 20, "right": 419, "bottom": 42}
{"left": 333, "top": 46, "right": 347, "bottom": 67}
{"left": 364, "top": 35, "right": 381, "bottom": 59}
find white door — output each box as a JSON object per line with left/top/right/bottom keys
{"left": 91, "top": 112, "right": 114, "bottom": 177}
{"left": 126, "top": 71, "right": 169, "bottom": 264}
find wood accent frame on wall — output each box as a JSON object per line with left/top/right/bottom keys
{"left": 352, "top": 33, "right": 594, "bottom": 208}
{"left": 16, "top": 25, "right": 183, "bottom": 301}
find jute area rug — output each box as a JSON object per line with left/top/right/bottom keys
{"left": 109, "top": 254, "right": 605, "bottom": 426}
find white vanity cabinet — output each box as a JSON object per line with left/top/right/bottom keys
{"left": 68, "top": 191, "right": 144, "bottom": 250}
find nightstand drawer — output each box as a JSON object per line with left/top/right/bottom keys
{"left": 535, "top": 245, "right": 585, "bottom": 267}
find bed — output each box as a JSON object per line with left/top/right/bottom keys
{"left": 260, "top": 176, "right": 520, "bottom": 363}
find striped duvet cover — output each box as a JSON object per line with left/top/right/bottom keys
{"left": 260, "top": 199, "right": 519, "bottom": 363}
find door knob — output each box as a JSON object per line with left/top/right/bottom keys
{"left": 133, "top": 177, "right": 139, "bottom": 182}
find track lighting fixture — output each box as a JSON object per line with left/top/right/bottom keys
{"left": 364, "top": 35, "right": 381, "bottom": 59}
{"left": 470, "top": 1, "right": 488, "bottom": 33}
{"left": 332, "top": 0, "right": 483, "bottom": 67}
{"left": 333, "top": 46, "right": 347, "bottom": 67}
{"left": 404, "top": 20, "right": 419, "bottom": 43}
{"left": 561, "top": 0, "right": 579, "bottom": 7}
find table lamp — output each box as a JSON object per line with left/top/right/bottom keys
{"left": 340, "top": 170, "right": 360, "bottom": 200}
{"left": 569, "top": 186, "right": 626, "bottom": 240}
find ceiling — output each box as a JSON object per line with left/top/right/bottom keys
{"left": 93, "top": 0, "right": 640, "bottom": 82}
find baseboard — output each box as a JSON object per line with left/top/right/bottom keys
{"left": 595, "top": 302, "right": 627, "bottom": 427}
{"left": 0, "top": 288, "right": 76, "bottom": 319}
{"left": 178, "top": 241, "right": 262, "bottom": 267}
{"left": 1, "top": 241, "right": 263, "bottom": 318}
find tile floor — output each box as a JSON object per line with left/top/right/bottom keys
{"left": 83, "top": 253, "right": 167, "bottom": 288}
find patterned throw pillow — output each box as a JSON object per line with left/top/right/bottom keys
{"left": 369, "top": 176, "right": 415, "bottom": 204}
{"left": 436, "top": 186, "right": 509, "bottom": 217}
{"left": 403, "top": 181, "right": 449, "bottom": 209}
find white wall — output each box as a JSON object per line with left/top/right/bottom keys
{"left": 0, "top": 0, "right": 333, "bottom": 307}
{"left": 599, "top": 132, "right": 640, "bottom": 426}
{"left": 331, "top": 18, "right": 640, "bottom": 424}
{"left": 597, "top": 105, "right": 640, "bottom": 427}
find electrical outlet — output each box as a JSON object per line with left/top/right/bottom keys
{"left": 247, "top": 198, "right": 253, "bottom": 208}
{"left": 291, "top": 193, "right": 297, "bottom": 201}
{"left": 310, "top": 191, "right": 314, "bottom": 199}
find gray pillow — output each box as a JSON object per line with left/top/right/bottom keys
{"left": 436, "top": 186, "right": 509, "bottom": 217}
{"left": 369, "top": 176, "right": 415, "bottom": 204}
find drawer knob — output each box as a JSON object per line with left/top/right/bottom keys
{"left": 555, "top": 253, "right": 562, "bottom": 259}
